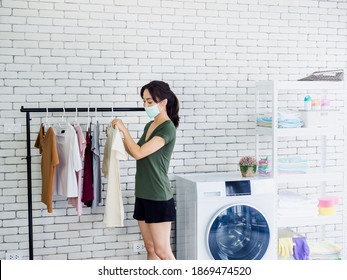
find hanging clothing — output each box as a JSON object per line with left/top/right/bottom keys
{"left": 92, "top": 121, "right": 102, "bottom": 207}
{"left": 102, "top": 125, "right": 128, "bottom": 227}
{"left": 82, "top": 127, "right": 93, "bottom": 207}
{"left": 68, "top": 124, "right": 86, "bottom": 216}
{"left": 53, "top": 123, "right": 82, "bottom": 198}
{"left": 34, "top": 124, "right": 59, "bottom": 213}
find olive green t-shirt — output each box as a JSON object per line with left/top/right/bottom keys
{"left": 135, "top": 120, "right": 176, "bottom": 201}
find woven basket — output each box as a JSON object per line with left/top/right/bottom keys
{"left": 240, "top": 165, "right": 257, "bottom": 177}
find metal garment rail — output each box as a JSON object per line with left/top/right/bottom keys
{"left": 20, "top": 106, "right": 144, "bottom": 260}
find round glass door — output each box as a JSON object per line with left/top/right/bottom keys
{"left": 207, "top": 204, "right": 270, "bottom": 260}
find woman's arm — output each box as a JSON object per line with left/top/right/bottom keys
{"left": 122, "top": 138, "right": 132, "bottom": 157}
{"left": 113, "top": 119, "right": 165, "bottom": 160}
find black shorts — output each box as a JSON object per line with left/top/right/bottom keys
{"left": 133, "top": 197, "right": 176, "bottom": 223}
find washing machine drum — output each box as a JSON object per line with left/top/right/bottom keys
{"left": 207, "top": 204, "right": 270, "bottom": 260}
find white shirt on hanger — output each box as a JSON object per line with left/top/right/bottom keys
{"left": 53, "top": 123, "right": 82, "bottom": 198}
{"left": 102, "top": 125, "right": 128, "bottom": 227}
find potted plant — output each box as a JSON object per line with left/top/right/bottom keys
{"left": 239, "top": 156, "right": 257, "bottom": 177}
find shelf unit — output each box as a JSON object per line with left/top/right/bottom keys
{"left": 255, "top": 79, "right": 346, "bottom": 260}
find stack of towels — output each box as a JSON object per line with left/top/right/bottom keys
{"left": 258, "top": 156, "right": 309, "bottom": 176}
{"left": 257, "top": 110, "right": 304, "bottom": 128}
{"left": 308, "top": 241, "right": 342, "bottom": 260}
{"left": 318, "top": 196, "right": 339, "bottom": 216}
{"left": 278, "top": 190, "right": 318, "bottom": 217}
{"left": 258, "top": 157, "right": 272, "bottom": 176}
{"left": 257, "top": 113, "right": 272, "bottom": 127}
{"left": 278, "top": 156, "right": 309, "bottom": 174}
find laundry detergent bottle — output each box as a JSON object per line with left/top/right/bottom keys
{"left": 304, "top": 95, "right": 312, "bottom": 110}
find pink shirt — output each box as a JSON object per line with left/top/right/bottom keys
{"left": 68, "top": 124, "right": 86, "bottom": 216}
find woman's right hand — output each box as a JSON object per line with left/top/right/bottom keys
{"left": 111, "top": 118, "right": 126, "bottom": 133}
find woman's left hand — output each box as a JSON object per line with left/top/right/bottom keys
{"left": 112, "top": 118, "right": 126, "bottom": 133}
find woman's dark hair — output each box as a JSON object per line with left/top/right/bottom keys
{"left": 140, "top": 80, "right": 180, "bottom": 128}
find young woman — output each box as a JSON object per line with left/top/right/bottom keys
{"left": 112, "top": 80, "right": 179, "bottom": 260}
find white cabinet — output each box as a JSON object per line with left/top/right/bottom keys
{"left": 254, "top": 79, "right": 346, "bottom": 260}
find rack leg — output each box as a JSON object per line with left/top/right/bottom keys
{"left": 25, "top": 111, "right": 34, "bottom": 260}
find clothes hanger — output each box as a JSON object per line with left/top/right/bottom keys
{"left": 111, "top": 103, "right": 118, "bottom": 130}
{"left": 106, "top": 103, "right": 115, "bottom": 135}
{"left": 95, "top": 106, "right": 98, "bottom": 124}
{"left": 56, "top": 107, "right": 68, "bottom": 130}
{"left": 112, "top": 103, "right": 116, "bottom": 126}
{"left": 71, "top": 107, "right": 79, "bottom": 127}
{"left": 60, "top": 107, "right": 67, "bottom": 127}
{"left": 43, "top": 108, "right": 51, "bottom": 134}
{"left": 87, "top": 104, "right": 91, "bottom": 132}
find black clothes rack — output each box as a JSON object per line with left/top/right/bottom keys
{"left": 20, "top": 106, "right": 144, "bottom": 260}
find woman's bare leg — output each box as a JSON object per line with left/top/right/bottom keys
{"left": 148, "top": 221, "right": 176, "bottom": 260}
{"left": 138, "top": 221, "right": 160, "bottom": 260}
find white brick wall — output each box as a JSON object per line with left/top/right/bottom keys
{"left": 0, "top": 0, "right": 346, "bottom": 260}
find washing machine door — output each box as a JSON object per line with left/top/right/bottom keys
{"left": 207, "top": 204, "right": 270, "bottom": 260}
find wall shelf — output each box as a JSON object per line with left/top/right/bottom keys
{"left": 276, "top": 169, "right": 344, "bottom": 184}
{"left": 256, "top": 126, "right": 344, "bottom": 137}
{"left": 277, "top": 215, "right": 343, "bottom": 228}
{"left": 255, "top": 80, "right": 345, "bottom": 91}
{"left": 255, "top": 78, "right": 346, "bottom": 260}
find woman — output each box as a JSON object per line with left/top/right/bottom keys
{"left": 112, "top": 80, "right": 179, "bottom": 260}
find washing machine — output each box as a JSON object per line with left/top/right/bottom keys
{"left": 175, "top": 172, "right": 276, "bottom": 260}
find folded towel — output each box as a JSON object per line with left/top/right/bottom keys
{"left": 258, "top": 156, "right": 309, "bottom": 174}
{"left": 257, "top": 110, "right": 304, "bottom": 128}
{"left": 278, "top": 190, "right": 316, "bottom": 204}
{"left": 278, "top": 209, "right": 318, "bottom": 217}
{"left": 318, "top": 196, "right": 339, "bottom": 207}
{"left": 308, "top": 241, "right": 341, "bottom": 255}
{"left": 318, "top": 207, "right": 336, "bottom": 216}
